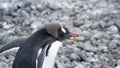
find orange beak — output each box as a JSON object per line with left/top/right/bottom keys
{"left": 70, "top": 33, "right": 79, "bottom": 37}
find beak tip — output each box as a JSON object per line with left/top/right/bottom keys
{"left": 70, "top": 33, "right": 79, "bottom": 37}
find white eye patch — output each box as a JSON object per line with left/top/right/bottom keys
{"left": 61, "top": 27, "right": 66, "bottom": 33}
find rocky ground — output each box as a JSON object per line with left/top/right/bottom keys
{"left": 0, "top": 0, "right": 120, "bottom": 68}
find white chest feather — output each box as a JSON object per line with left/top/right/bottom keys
{"left": 42, "top": 41, "right": 63, "bottom": 68}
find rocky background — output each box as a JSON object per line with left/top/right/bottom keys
{"left": 0, "top": 0, "right": 120, "bottom": 68}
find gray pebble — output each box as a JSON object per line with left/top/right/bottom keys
{"left": 116, "top": 65, "right": 120, "bottom": 68}
{"left": 13, "top": 1, "right": 25, "bottom": 8}
{"left": 36, "top": 4, "right": 47, "bottom": 11}
{"left": 99, "top": 55, "right": 109, "bottom": 62}
{"left": 102, "top": 33, "right": 111, "bottom": 40}
{"left": 102, "top": 64, "right": 112, "bottom": 68}
{"left": 3, "top": 16, "right": 13, "bottom": 24}
{"left": 75, "top": 63, "right": 85, "bottom": 68}
{"left": 111, "top": 39, "right": 119, "bottom": 44}
{"left": 92, "top": 32, "right": 103, "bottom": 39}
{"left": 0, "top": 3, "right": 14, "bottom": 15}
{"left": 112, "top": 34, "right": 120, "bottom": 39}
{"left": 78, "top": 50, "right": 88, "bottom": 61}
{"left": 108, "top": 42, "right": 117, "bottom": 49}
{"left": 107, "top": 21, "right": 115, "bottom": 27}
{"left": 23, "top": 7, "right": 31, "bottom": 13}
{"left": 114, "top": 2, "right": 120, "bottom": 9}
{"left": 87, "top": 56, "right": 99, "bottom": 62}
{"left": 107, "top": 25, "right": 118, "bottom": 34}
{"left": 13, "top": 17, "right": 25, "bottom": 25}
{"left": 65, "top": 63, "right": 72, "bottom": 68}
{"left": 55, "top": 61, "right": 65, "bottom": 68}
{"left": 79, "top": 31, "right": 91, "bottom": 40}
{"left": 69, "top": 53, "right": 80, "bottom": 61}
{"left": 84, "top": 42, "right": 98, "bottom": 52}
{"left": 73, "top": 22, "right": 84, "bottom": 27}
{"left": 18, "top": 10, "right": 29, "bottom": 17}
{"left": 95, "top": 0, "right": 108, "bottom": 8}
{"left": 115, "top": 20, "right": 120, "bottom": 30}
{"left": 60, "top": 56, "right": 70, "bottom": 63}
{"left": 117, "top": 60, "right": 120, "bottom": 65}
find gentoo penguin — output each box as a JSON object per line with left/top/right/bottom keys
{"left": 0, "top": 23, "right": 78, "bottom": 68}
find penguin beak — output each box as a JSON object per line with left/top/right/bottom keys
{"left": 69, "top": 33, "right": 79, "bottom": 37}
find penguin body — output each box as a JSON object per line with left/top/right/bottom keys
{"left": 0, "top": 23, "right": 78, "bottom": 68}
{"left": 13, "top": 29, "right": 55, "bottom": 68}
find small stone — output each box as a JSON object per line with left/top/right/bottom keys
{"left": 13, "top": 1, "right": 25, "bottom": 8}
{"left": 73, "top": 22, "right": 83, "bottom": 27}
{"left": 98, "top": 43, "right": 108, "bottom": 51}
{"left": 107, "top": 25, "right": 118, "bottom": 34}
{"left": 99, "top": 55, "right": 109, "bottom": 62}
{"left": 65, "top": 63, "right": 72, "bottom": 68}
{"left": 115, "top": 20, "right": 120, "bottom": 30}
{"left": 95, "top": 0, "right": 108, "bottom": 8}
{"left": 36, "top": 4, "right": 47, "bottom": 11}
{"left": 79, "top": 31, "right": 91, "bottom": 40}
{"left": 3, "top": 16, "right": 13, "bottom": 24}
{"left": 108, "top": 42, "right": 117, "bottom": 49}
{"left": 31, "top": 10, "right": 41, "bottom": 17}
{"left": 87, "top": 55, "right": 99, "bottom": 62}
{"left": 114, "top": 2, "right": 120, "bottom": 10}
{"left": 107, "top": 21, "right": 115, "bottom": 27}
{"left": 117, "top": 60, "right": 120, "bottom": 65}
{"left": 60, "top": 56, "right": 70, "bottom": 63}
{"left": 75, "top": 63, "right": 85, "bottom": 68}
{"left": 102, "top": 33, "right": 111, "bottom": 40}
{"left": 74, "top": 36, "right": 85, "bottom": 41}
{"left": 55, "top": 61, "right": 65, "bottom": 68}
{"left": 69, "top": 53, "right": 80, "bottom": 61}
{"left": 116, "top": 65, "right": 120, "bottom": 68}
{"left": 111, "top": 39, "right": 119, "bottom": 44}
{"left": 112, "top": 34, "right": 120, "bottom": 39}
{"left": 13, "top": 17, "right": 25, "bottom": 25}
{"left": 23, "top": 7, "right": 31, "bottom": 13}
{"left": 18, "top": 10, "right": 29, "bottom": 17}
{"left": 84, "top": 43, "right": 98, "bottom": 52}
{"left": 78, "top": 50, "right": 88, "bottom": 61}
{"left": 30, "top": 5, "right": 36, "bottom": 10}
{"left": 0, "top": 3, "right": 14, "bottom": 15}
{"left": 102, "top": 64, "right": 112, "bottom": 68}
{"left": 92, "top": 33, "right": 102, "bottom": 39}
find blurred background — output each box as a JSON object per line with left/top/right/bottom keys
{"left": 0, "top": 0, "right": 120, "bottom": 68}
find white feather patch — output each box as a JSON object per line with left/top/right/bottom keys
{"left": 61, "top": 27, "right": 66, "bottom": 33}
{"left": 42, "top": 41, "right": 63, "bottom": 68}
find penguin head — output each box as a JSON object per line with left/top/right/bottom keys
{"left": 44, "top": 23, "right": 78, "bottom": 41}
